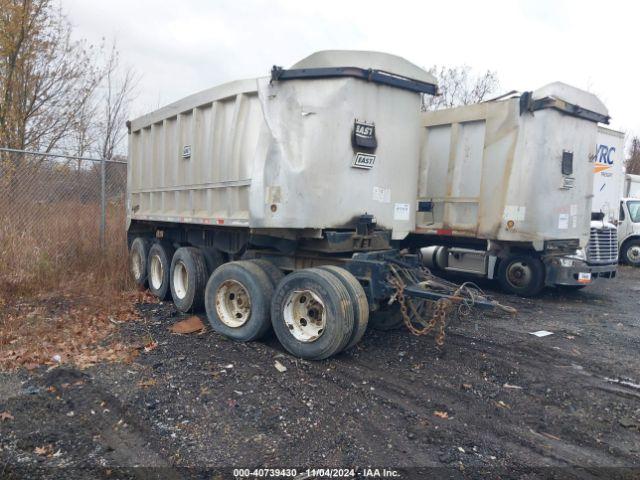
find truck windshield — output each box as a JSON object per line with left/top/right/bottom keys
{"left": 628, "top": 201, "right": 640, "bottom": 223}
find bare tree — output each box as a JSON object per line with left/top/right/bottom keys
{"left": 0, "top": 0, "right": 103, "bottom": 154}
{"left": 627, "top": 137, "right": 640, "bottom": 175}
{"left": 95, "top": 43, "right": 137, "bottom": 162}
{"left": 423, "top": 65, "right": 499, "bottom": 111}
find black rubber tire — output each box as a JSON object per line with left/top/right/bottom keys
{"left": 369, "top": 302, "right": 404, "bottom": 331}
{"left": 247, "top": 259, "right": 285, "bottom": 287}
{"left": 271, "top": 268, "right": 354, "bottom": 360}
{"left": 318, "top": 265, "right": 369, "bottom": 351}
{"left": 129, "top": 237, "right": 151, "bottom": 287}
{"left": 201, "top": 247, "right": 226, "bottom": 276}
{"left": 147, "top": 242, "right": 174, "bottom": 300}
{"left": 170, "top": 247, "right": 208, "bottom": 313}
{"left": 622, "top": 239, "right": 640, "bottom": 267}
{"left": 497, "top": 254, "right": 545, "bottom": 297}
{"left": 205, "top": 261, "right": 274, "bottom": 342}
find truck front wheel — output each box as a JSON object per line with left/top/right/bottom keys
{"left": 497, "top": 255, "right": 545, "bottom": 297}
{"left": 622, "top": 239, "right": 640, "bottom": 267}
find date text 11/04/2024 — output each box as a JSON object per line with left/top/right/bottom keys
{"left": 233, "top": 468, "right": 400, "bottom": 478}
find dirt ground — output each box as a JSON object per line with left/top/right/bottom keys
{"left": 1, "top": 267, "right": 640, "bottom": 479}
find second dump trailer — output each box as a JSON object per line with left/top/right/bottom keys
{"left": 406, "top": 83, "right": 614, "bottom": 295}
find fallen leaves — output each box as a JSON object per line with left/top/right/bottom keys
{"left": 33, "top": 444, "right": 62, "bottom": 458}
{"left": 0, "top": 411, "right": 14, "bottom": 421}
{"left": 274, "top": 360, "right": 287, "bottom": 373}
{"left": 169, "top": 316, "right": 205, "bottom": 334}
{"left": 143, "top": 340, "right": 158, "bottom": 353}
{"left": 434, "top": 410, "right": 449, "bottom": 419}
{"left": 0, "top": 290, "right": 142, "bottom": 371}
{"left": 34, "top": 445, "right": 52, "bottom": 456}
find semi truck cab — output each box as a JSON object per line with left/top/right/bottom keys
{"left": 618, "top": 198, "right": 640, "bottom": 266}
{"left": 559, "top": 217, "right": 620, "bottom": 291}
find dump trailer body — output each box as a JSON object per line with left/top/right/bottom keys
{"left": 128, "top": 51, "right": 435, "bottom": 240}
{"left": 412, "top": 83, "right": 612, "bottom": 295}
{"left": 416, "top": 82, "right": 609, "bottom": 250}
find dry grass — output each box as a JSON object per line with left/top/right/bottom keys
{"left": 0, "top": 199, "right": 146, "bottom": 370}
{"left": 0, "top": 200, "right": 131, "bottom": 297}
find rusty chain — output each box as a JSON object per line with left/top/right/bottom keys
{"left": 387, "top": 263, "right": 516, "bottom": 346}
{"left": 388, "top": 273, "right": 450, "bottom": 346}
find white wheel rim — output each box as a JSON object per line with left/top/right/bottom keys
{"left": 173, "top": 261, "right": 189, "bottom": 300}
{"left": 215, "top": 280, "right": 251, "bottom": 328}
{"left": 283, "top": 289, "right": 326, "bottom": 343}
{"left": 149, "top": 254, "right": 163, "bottom": 290}
{"left": 629, "top": 246, "right": 640, "bottom": 262}
{"left": 131, "top": 250, "right": 143, "bottom": 280}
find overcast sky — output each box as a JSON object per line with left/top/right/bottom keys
{"left": 61, "top": 0, "right": 637, "bottom": 142}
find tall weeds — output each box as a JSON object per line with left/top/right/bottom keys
{"left": 0, "top": 200, "right": 131, "bottom": 300}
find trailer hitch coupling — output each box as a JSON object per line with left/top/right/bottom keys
{"left": 386, "top": 263, "right": 516, "bottom": 345}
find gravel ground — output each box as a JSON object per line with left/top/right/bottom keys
{"left": 1, "top": 267, "right": 640, "bottom": 479}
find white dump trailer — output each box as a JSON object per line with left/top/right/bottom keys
{"left": 408, "top": 83, "right": 613, "bottom": 295}
{"left": 126, "top": 51, "right": 506, "bottom": 360}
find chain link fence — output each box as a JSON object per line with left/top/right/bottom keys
{"left": 0, "top": 148, "right": 128, "bottom": 292}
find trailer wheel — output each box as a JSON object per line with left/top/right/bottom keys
{"left": 271, "top": 268, "right": 354, "bottom": 360}
{"left": 170, "top": 247, "right": 208, "bottom": 312}
{"left": 369, "top": 302, "right": 404, "bottom": 331}
{"left": 205, "top": 261, "right": 274, "bottom": 341}
{"left": 622, "top": 239, "right": 640, "bottom": 267}
{"left": 201, "top": 247, "right": 226, "bottom": 276}
{"left": 497, "top": 254, "right": 545, "bottom": 297}
{"left": 248, "top": 259, "right": 285, "bottom": 287}
{"left": 129, "top": 237, "right": 151, "bottom": 287}
{"left": 318, "top": 266, "right": 369, "bottom": 351}
{"left": 147, "top": 242, "right": 174, "bottom": 300}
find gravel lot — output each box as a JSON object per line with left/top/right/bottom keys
{"left": 1, "top": 267, "right": 640, "bottom": 479}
